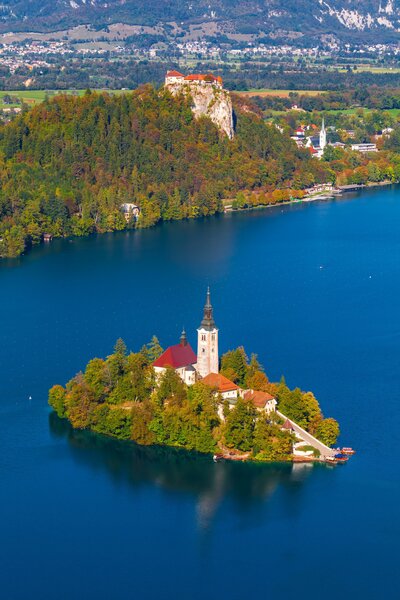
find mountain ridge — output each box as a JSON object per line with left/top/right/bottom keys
{"left": 0, "top": 1, "right": 399, "bottom": 43}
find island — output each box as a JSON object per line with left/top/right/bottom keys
{"left": 49, "top": 289, "right": 345, "bottom": 463}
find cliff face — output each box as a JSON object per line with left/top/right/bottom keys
{"left": 165, "top": 81, "right": 234, "bottom": 140}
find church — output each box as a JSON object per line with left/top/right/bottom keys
{"left": 152, "top": 289, "right": 277, "bottom": 414}
{"left": 153, "top": 287, "right": 218, "bottom": 385}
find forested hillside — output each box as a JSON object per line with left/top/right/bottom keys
{"left": 0, "top": 86, "right": 329, "bottom": 258}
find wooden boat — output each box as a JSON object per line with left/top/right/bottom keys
{"left": 213, "top": 453, "right": 224, "bottom": 462}
{"left": 341, "top": 447, "right": 356, "bottom": 455}
{"left": 334, "top": 453, "right": 349, "bottom": 463}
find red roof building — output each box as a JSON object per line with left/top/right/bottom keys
{"left": 184, "top": 73, "right": 222, "bottom": 84}
{"left": 244, "top": 390, "right": 276, "bottom": 410}
{"left": 166, "top": 70, "right": 184, "bottom": 78}
{"left": 202, "top": 372, "right": 238, "bottom": 394}
{"left": 153, "top": 331, "right": 197, "bottom": 370}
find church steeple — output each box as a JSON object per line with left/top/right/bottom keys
{"left": 320, "top": 118, "right": 327, "bottom": 151}
{"left": 197, "top": 288, "right": 219, "bottom": 378}
{"left": 200, "top": 287, "right": 216, "bottom": 330}
{"left": 180, "top": 328, "right": 187, "bottom": 346}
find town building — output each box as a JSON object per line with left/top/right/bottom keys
{"left": 305, "top": 119, "right": 327, "bottom": 158}
{"left": 351, "top": 143, "right": 378, "bottom": 153}
{"left": 202, "top": 372, "right": 240, "bottom": 402}
{"left": 243, "top": 390, "right": 277, "bottom": 413}
{"left": 121, "top": 203, "right": 140, "bottom": 222}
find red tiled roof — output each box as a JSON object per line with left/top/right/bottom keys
{"left": 244, "top": 390, "right": 275, "bottom": 409}
{"left": 153, "top": 343, "right": 197, "bottom": 369}
{"left": 184, "top": 73, "right": 222, "bottom": 83}
{"left": 282, "top": 419, "right": 294, "bottom": 430}
{"left": 167, "top": 70, "right": 184, "bottom": 78}
{"left": 202, "top": 372, "right": 238, "bottom": 393}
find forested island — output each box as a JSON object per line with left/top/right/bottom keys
{"left": 49, "top": 338, "right": 340, "bottom": 462}
{"left": 2, "top": 83, "right": 400, "bottom": 259}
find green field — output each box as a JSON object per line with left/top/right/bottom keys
{"left": 0, "top": 89, "right": 125, "bottom": 107}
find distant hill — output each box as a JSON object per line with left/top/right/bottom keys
{"left": 1, "top": 1, "right": 399, "bottom": 44}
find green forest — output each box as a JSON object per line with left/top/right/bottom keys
{"left": 2, "top": 84, "right": 400, "bottom": 259}
{"left": 49, "top": 339, "right": 340, "bottom": 462}
{"left": 0, "top": 86, "right": 333, "bottom": 258}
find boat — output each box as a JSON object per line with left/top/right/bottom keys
{"left": 334, "top": 453, "right": 349, "bottom": 463}
{"left": 325, "top": 456, "right": 338, "bottom": 464}
{"left": 341, "top": 447, "right": 356, "bottom": 455}
{"left": 213, "top": 453, "right": 224, "bottom": 462}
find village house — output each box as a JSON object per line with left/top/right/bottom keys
{"left": 121, "top": 203, "right": 140, "bottom": 222}
{"left": 243, "top": 390, "right": 277, "bottom": 414}
{"left": 202, "top": 372, "right": 241, "bottom": 402}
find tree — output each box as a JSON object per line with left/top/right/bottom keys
{"left": 220, "top": 347, "right": 248, "bottom": 385}
{"left": 141, "top": 335, "right": 163, "bottom": 362}
{"left": 156, "top": 367, "right": 186, "bottom": 406}
{"left": 48, "top": 385, "right": 67, "bottom": 418}
{"left": 131, "top": 401, "right": 155, "bottom": 445}
{"left": 316, "top": 418, "right": 340, "bottom": 446}
{"left": 114, "top": 338, "right": 127, "bottom": 356}
{"left": 224, "top": 398, "right": 256, "bottom": 451}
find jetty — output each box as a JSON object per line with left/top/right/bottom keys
{"left": 277, "top": 411, "right": 336, "bottom": 460}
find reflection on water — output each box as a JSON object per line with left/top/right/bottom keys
{"left": 49, "top": 412, "right": 322, "bottom": 530}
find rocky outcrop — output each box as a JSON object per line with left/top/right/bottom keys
{"left": 165, "top": 79, "right": 234, "bottom": 140}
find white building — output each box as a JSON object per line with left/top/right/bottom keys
{"left": 351, "top": 143, "right": 378, "bottom": 153}
{"left": 121, "top": 203, "right": 140, "bottom": 222}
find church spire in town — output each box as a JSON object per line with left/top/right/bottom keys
{"left": 320, "top": 118, "right": 327, "bottom": 151}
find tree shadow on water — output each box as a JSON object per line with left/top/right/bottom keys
{"left": 49, "top": 412, "right": 330, "bottom": 528}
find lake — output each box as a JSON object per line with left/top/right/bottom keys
{"left": 1, "top": 188, "right": 400, "bottom": 599}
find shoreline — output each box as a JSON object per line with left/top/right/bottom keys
{"left": 2, "top": 180, "right": 396, "bottom": 263}
{"left": 224, "top": 180, "right": 395, "bottom": 214}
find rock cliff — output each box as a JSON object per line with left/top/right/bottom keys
{"left": 165, "top": 79, "right": 234, "bottom": 140}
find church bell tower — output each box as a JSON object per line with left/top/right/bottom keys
{"left": 197, "top": 288, "right": 219, "bottom": 378}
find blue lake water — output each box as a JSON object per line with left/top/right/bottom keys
{"left": 1, "top": 188, "right": 400, "bottom": 599}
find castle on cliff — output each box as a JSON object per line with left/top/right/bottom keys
{"left": 164, "top": 70, "right": 234, "bottom": 139}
